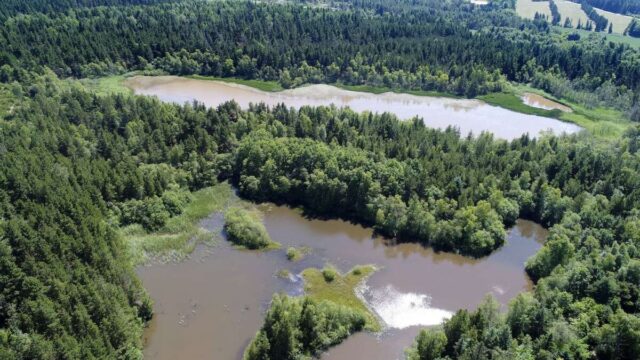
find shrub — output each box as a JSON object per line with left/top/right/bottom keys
{"left": 224, "top": 207, "right": 274, "bottom": 249}
{"left": 322, "top": 265, "right": 338, "bottom": 282}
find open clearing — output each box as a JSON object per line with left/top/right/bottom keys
{"left": 515, "top": 0, "right": 551, "bottom": 19}
{"left": 516, "top": 0, "right": 636, "bottom": 35}
{"left": 594, "top": 7, "right": 634, "bottom": 34}
{"left": 556, "top": 0, "right": 589, "bottom": 28}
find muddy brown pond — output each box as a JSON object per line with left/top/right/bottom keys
{"left": 125, "top": 76, "right": 582, "bottom": 140}
{"left": 138, "top": 204, "right": 547, "bottom": 360}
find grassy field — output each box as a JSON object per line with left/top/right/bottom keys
{"left": 124, "top": 182, "right": 234, "bottom": 265}
{"left": 515, "top": 0, "right": 551, "bottom": 20}
{"left": 595, "top": 7, "right": 634, "bottom": 34}
{"left": 554, "top": 25, "right": 640, "bottom": 47}
{"left": 555, "top": 0, "right": 589, "bottom": 28}
{"left": 516, "top": 0, "right": 638, "bottom": 36}
{"left": 302, "top": 265, "right": 381, "bottom": 331}
{"left": 558, "top": 104, "right": 630, "bottom": 139}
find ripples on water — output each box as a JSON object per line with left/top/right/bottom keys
{"left": 359, "top": 284, "right": 452, "bottom": 328}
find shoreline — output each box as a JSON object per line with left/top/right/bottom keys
{"left": 91, "top": 73, "right": 630, "bottom": 140}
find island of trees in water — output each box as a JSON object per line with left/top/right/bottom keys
{"left": 0, "top": 0, "right": 639, "bottom": 359}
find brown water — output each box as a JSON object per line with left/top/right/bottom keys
{"left": 138, "top": 205, "right": 547, "bottom": 360}
{"left": 521, "top": 93, "right": 573, "bottom": 113}
{"left": 124, "top": 76, "right": 582, "bottom": 140}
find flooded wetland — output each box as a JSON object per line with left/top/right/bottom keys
{"left": 129, "top": 75, "right": 556, "bottom": 359}
{"left": 139, "top": 205, "right": 547, "bottom": 360}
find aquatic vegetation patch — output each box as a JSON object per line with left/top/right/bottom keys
{"left": 224, "top": 207, "right": 280, "bottom": 250}
{"left": 302, "top": 264, "right": 381, "bottom": 331}
{"left": 124, "top": 182, "right": 234, "bottom": 265}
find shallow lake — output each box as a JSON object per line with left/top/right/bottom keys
{"left": 125, "top": 76, "right": 582, "bottom": 140}
{"left": 138, "top": 204, "right": 547, "bottom": 360}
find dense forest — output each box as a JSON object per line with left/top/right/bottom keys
{"left": 0, "top": 0, "right": 171, "bottom": 19}
{"left": 2, "top": 68, "right": 640, "bottom": 356}
{"left": 1, "top": 0, "right": 640, "bottom": 115}
{"left": 1, "top": 0, "right": 640, "bottom": 359}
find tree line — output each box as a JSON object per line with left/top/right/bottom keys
{"left": 581, "top": 0, "right": 609, "bottom": 32}
{"left": 577, "top": 0, "right": 640, "bottom": 15}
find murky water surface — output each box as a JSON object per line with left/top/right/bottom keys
{"left": 139, "top": 205, "right": 547, "bottom": 359}
{"left": 521, "top": 93, "right": 573, "bottom": 112}
{"left": 125, "top": 76, "right": 581, "bottom": 140}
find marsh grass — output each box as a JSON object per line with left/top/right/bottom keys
{"left": 302, "top": 264, "right": 381, "bottom": 331}
{"left": 72, "top": 75, "right": 134, "bottom": 96}
{"left": 485, "top": 85, "right": 633, "bottom": 141}
{"left": 124, "top": 182, "right": 234, "bottom": 265}
{"left": 478, "top": 92, "right": 563, "bottom": 118}
{"left": 286, "top": 246, "right": 311, "bottom": 261}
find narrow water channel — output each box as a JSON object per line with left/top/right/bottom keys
{"left": 138, "top": 204, "right": 547, "bottom": 360}
{"left": 124, "top": 76, "right": 582, "bottom": 140}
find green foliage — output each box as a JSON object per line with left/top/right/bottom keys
{"left": 407, "top": 329, "right": 447, "bottom": 360}
{"left": 581, "top": 0, "right": 640, "bottom": 15}
{"left": 2, "top": 0, "right": 640, "bottom": 116}
{"left": 302, "top": 265, "right": 380, "bottom": 331}
{"left": 286, "top": 247, "right": 308, "bottom": 262}
{"left": 322, "top": 265, "right": 338, "bottom": 282}
{"left": 478, "top": 92, "right": 562, "bottom": 118}
{"left": 4, "top": 75, "right": 640, "bottom": 356}
{"left": 244, "top": 294, "right": 366, "bottom": 360}
{"left": 0, "top": 92, "right": 152, "bottom": 357}
{"left": 224, "top": 207, "right": 277, "bottom": 250}
{"left": 1, "top": 1, "right": 640, "bottom": 353}
{"left": 124, "top": 183, "right": 234, "bottom": 265}
{"left": 582, "top": 1, "right": 609, "bottom": 32}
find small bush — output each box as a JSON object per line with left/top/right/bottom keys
{"left": 286, "top": 247, "right": 298, "bottom": 260}
{"left": 224, "top": 207, "right": 274, "bottom": 249}
{"left": 322, "top": 265, "right": 338, "bottom": 282}
{"left": 286, "top": 247, "right": 307, "bottom": 261}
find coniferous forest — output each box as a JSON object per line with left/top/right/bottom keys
{"left": 0, "top": 0, "right": 640, "bottom": 359}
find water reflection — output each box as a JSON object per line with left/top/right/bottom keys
{"left": 125, "top": 76, "right": 582, "bottom": 140}
{"left": 139, "top": 205, "right": 547, "bottom": 359}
